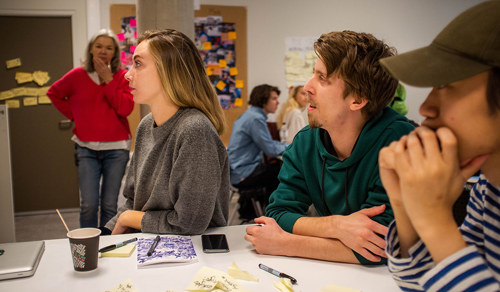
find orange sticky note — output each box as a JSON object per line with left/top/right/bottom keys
{"left": 216, "top": 80, "right": 226, "bottom": 91}
{"left": 206, "top": 67, "right": 214, "bottom": 76}
{"left": 234, "top": 98, "right": 243, "bottom": 107}
{"left": 219, "top": 59, "right": 227, "bottom": 67}
{"left": 235, "top": 80, "right": 244, "bottom": 88}
{"left": 203, "top": 42, "right": 212, "bottom": 50}
{"left": 229, "top": 67, "right": 238, "bottom": 76}
{"left": 228, "top": 32, "right": 237, "bottom": 40}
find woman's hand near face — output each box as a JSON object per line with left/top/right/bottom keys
{"left": 93, "top": 56, "right": 113, "bottom": 84}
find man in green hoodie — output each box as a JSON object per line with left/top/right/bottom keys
{"left": 245, "top": 30, "right": 415, "bottom": 265}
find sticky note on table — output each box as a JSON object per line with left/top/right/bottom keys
{"left": 273, "top": 278, "right": 294, "bottom": 292}
{"left": 227, "top": 262, "right": 258, "bottom": 282}
{"left": 6, "top": 58, "right": 21, "bottom": 69}
{"left": 319, "top": 284, "right": 361, "bottom": 292}
{"left": 101, "top": 244, "right": 136, "bottom": 257}
{"left": 101, "top": 279, "right": 138, "bottom": 292}
{"left": 185, "top": 266, "right": 251, "bottom": 292}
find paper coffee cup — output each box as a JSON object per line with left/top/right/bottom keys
{"left": 67, "top": 228, "right": 101, "bottom": 271}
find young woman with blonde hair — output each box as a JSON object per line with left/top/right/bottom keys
{"left": 276, "top": 85, "right": 308, "bottom": 144}
{"left": 104, "top": 29, "right": 229, "bottom": 235}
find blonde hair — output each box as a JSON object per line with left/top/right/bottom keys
{"left": 84, "top": 28, "right": 121, "bottom": 73}
{"left": 276, "top": 86, "right": 304, "bottom": 130}
{"left": 138, "top": 29, "right": 226, "bottom": 134}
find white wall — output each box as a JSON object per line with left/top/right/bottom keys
{"left": 201, "top": 0, "right": 485, "bottom": 123}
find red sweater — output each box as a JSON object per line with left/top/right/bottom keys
{"left": 47, "top": 67, "right": 134, "bottom": 142}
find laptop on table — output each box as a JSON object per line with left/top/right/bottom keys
{"left": 0, "top": 241, "right": 45, "bottom": 280}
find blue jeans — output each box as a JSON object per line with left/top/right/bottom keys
{"left": 75, "top": 144, "right": 129, "bottom": 228}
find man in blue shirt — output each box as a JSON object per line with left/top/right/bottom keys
{"left": 228, "top": 84, "right": 289, "bottom": 220}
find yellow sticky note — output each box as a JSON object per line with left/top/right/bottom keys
{"left": 33, "top": 71, "right": 50, "bottom": 86}
{"left": 234, "top": 98, "right": 243, "bottom": 107}
{"left": 0, "top": 90, "right": 15, "bottom": 100}
{"left": 23, "top": 97, "right": 38, "bottom": 106}
{"left": 216, "top": 80, "right": 226, "bottom": 91}
{"left": 12, "top": 87, "right": 27, "bottom": 97}
{"left": 229, "top": 67, "right": 238, "bottom": 76}
{"left": 6, "top": 58, "right": 21, "bottom": 69}
{"left": 273, "top": 278, "right": 294, "bottom": 292}
{"left": 228, "top": 32, "right": 237, "bottom": 40}
{"left": 38, "top": 95, "right": 51, "bottom": 104}
{"left": 25, "top": 87, "right": 39, "bottom": 96}
{"left": 38, "top": 86, "right": 50, "bottom": 96}
{"left": 202, "top": 42, "right": 212, "bottom": 50}
{"left": 219, "top": 59, "right": 227, "bottom": 67}
{"left": 101, "top": 279, "right": 138, "bottom": 292}
{"left": 15, "top": 72, "right": 33, "bottom": 84}
{"left": 227, "top": 262, "right": 259, "bottom": 282}
{"left": 6, "top": 100, "right": 20, "bottom": 108}
{"left": 235, "top": 80, "right": 244, "bottom": 88}
{"left": 101, "top": 244, "right": 136, "bottom": 257}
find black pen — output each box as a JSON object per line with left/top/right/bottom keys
{"left": 99, "top": 237, "right": 137, "bottom": 253}
{"left": 259, "top": 263, "right": 297, "bottom": 284}
{"left": 147, "top": 235, "right": 161, "bottom": 256}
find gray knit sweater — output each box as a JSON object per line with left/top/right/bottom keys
{"left": 105, "top": 107, "right": 229, "bottom": 234}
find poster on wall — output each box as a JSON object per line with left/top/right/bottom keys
{"left": 284, "top": 37, "right": 317, "bottom": 88}
{"left": 117, "top": 16, "right": 137, "bottom": 70}
{"left": 195, "top": 16, "right": 243, "bottom": 109}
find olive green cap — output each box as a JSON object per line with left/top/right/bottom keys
{"left": 380, "top": 0, "right": 500, "bottom": 87}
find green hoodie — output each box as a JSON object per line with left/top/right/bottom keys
{"left": 266, "top": 107, "right": 414, "bottom": 265}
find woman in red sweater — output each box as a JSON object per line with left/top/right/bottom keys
{"left": 47, "top": 28, "right": 134, "bottom": 228}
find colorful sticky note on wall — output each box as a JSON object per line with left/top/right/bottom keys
{"left": 219, "top": 59, "right": 227, "bottom": 67}
{"left": 228, "top": 32, "right": 237, "bottom": 40}
{"left": 130, "top": 19, "right": 137, "bottom": 27}
{"left": 6, "top": 58, "right": 21, "bottom": 69}
{"left": 33, "top": 71, "right": 50, "bottom": 86}
{"left": 235, "top": 80, "right": 244, "bottom": 88}
{"left": 216, "top": 80, "right": 226, "bottom": 91}
{"left": 206, "top": 67, "right": 214, "bottom": 76}
{"left": 203, "top": 42, "right": 212, "bottom": 50}
{"left": 130, "top": 45, "right": 136, "bottom": 53}
{"left": 229, "top": 67, "right": 238, "bottom": 76}
{"left": 117, "top": 33, "right": 125, "bottom": 41}
{"left": 234, "top": 98, "right": 243, "bottom": 107}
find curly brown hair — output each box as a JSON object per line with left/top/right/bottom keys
{"left": 314, "top": 30, "right": 398, "bottom": 120}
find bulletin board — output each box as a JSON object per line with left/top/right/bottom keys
{"left": 110, "top": 4, "right": 141, "bottom": 151}
{"left": 195, "top": 5, "right": 247, "bottom": 146}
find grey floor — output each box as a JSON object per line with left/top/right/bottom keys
{"left": 14, "top": 191, "right": 243, "bottom": 242}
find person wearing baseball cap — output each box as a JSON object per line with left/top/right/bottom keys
{"left": 378, "top": 1, "right": 500, "bottom": 290}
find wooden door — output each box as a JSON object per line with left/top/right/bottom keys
{"left": 0, "top": 15, "right": 79, "bottom": 212}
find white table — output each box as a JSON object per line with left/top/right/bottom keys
{"left": 0, "top": 225, "right": 400, "bottom": 291}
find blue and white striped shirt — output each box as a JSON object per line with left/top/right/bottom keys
{"left": 386, "top": 173, "right": 500, "bottom": 291}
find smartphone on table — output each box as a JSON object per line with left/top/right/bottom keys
{"left": 201, "top": 234, "right": 229, "bottom": 253}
